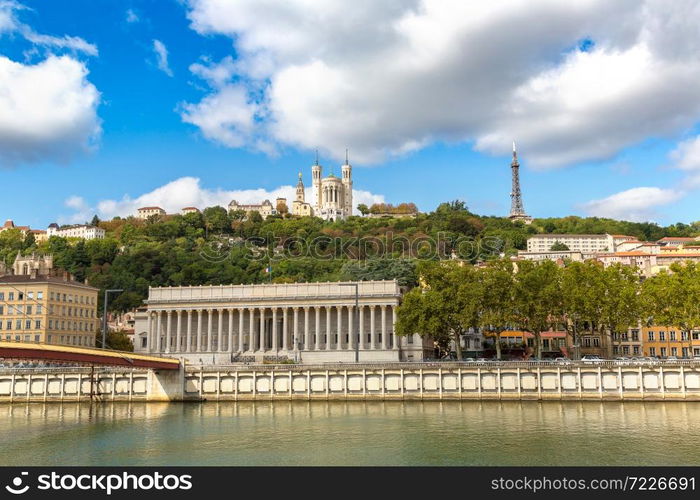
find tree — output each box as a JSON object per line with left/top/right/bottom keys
{"left": 96, "top": 330, "right": 134, "bottom": 351}
{"left": 598, "top": 264, "right": 642, "bottom": 358}
{"left": 357, "top": 204, "right": 369, "bottom": 216}
{"left": 642, "top": 262, "right": 700, "bottom": 357}
{"left": 395, "top": 261, "right": 481, "bottom": 360}
{"left": 550, "top": 241, "right": 569, "bottom": 251}
{"left": 91, "top": 215, "right": 101, "bottom": 226}
{"left": 512, "top": 260, "right": 563, "bottom": 358}
{"left": 478, "top": 260, "right": 516, "bottom": 359}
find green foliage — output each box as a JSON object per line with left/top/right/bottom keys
{"left": 96, "top": 330, "right": 134, "bottom": 351}
{"left": 549, "top": 241, "right": 570, "bottom": 251}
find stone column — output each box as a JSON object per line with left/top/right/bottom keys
{"left": 146, "top": 312, "right": 153, "bottom": 353}
{"left": 206, "top": 309, "right": 213, "bottom": 352}
{"left": 283, "top": 308, "right": 290, "bottom": 351}
{"left": 186, "top": 310, "right": 192, "bottom": 353}
{"left": 304, "top": 307, "right": 310, "bottom": 350}
{"left": 227, "top": 308, "right": 234, "bottom": 353}
{"left": 260, "top": 307, "right": 266, "bottom": 351}
{"left": 381, "top": 305, "right": 388, "bottom": 350}
{"left": 196, "top": 309, "right": 203, "bottom": 352}
{"left": 272, "top": 308, "right": 278, "bottom": 351}
{"left": 315, "top": 307, "right": 321, "bottom": 350}
{"left": 336, "top": 305, "right": 343, "bottom": 350}
{"left": 176, "top": 310, "right": 183, "bottom": 353}
{"left": 292, "top": 307, "right": 301, "bottom": 351}
{"left": 155, "top": 311, "right": 162, "bottom": 352}
{"left": 249, "top": 308, "right": 256, "bottom": 352}
{"left": 215, "top": 308, "right": 223, "bottom": 352}
{"left": 347, "top": 305, "right": 354, "bottom": 351}
{"left": 370, "top": 306, "right": 376, "bottom": 350}
{"left": 325, "top": 306, "right": 332, "bottom": 351}
{"left": 359, "top": 306, "right": 365, "bottom": 350}
{"left": 238, "top": 308, "right": 245, "bottom": 352}
{"left": 392, "top": 306, "right": 399, "bottom": 350}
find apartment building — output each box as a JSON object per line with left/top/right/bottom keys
{"left": 0, "top": 271, "right": 99, "bottom": 347}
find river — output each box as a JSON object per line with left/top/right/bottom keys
{"left": 0, "top": 401, "right": 697, "bottom": 466}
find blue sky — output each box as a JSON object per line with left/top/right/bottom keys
{"left": 1, "top": 0, "right": 700, "bottom": 229}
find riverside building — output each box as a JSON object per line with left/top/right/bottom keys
{"left": 133, "top": 280, "right": 432, "bottom": 364}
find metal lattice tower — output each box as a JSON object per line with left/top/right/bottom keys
{"left": 509, "top": 141, "right": 530, "bottom": 220}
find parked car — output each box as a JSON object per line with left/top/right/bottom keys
{"left": 581, "top": 355, "right": 604, "bottom": 364}
{"left": 554, "top": 357, "right": 572, "bottom": 364}
{"left": 666, "top": 356, "right": 679, "bottom": 361}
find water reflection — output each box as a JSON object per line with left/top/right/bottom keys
{"left": 0, "top": 401, "right": 698, "bottom": 466}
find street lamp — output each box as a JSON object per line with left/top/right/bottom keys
{"left": 339, "top": 283, "right": 360, "bottom": 363}
{"left": 101, "top": 289, "right": 124, "bottom": 349}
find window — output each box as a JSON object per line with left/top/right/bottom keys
{"left": 0, "top": 306, "right": 3, "bottom": 315}
{"left": 650, "top": 347, "right": 656, "bottom": 356}
{"left": 584, "top": 337, "right": 591, "bottom": 347}
{"left": 593, "top": 338, "right": 600, "bottom": 347}
{"left": 25, "top": 320, "right": 31, "bottom": 329}
{"left": 633, "top": 346, "right": 640, "bottom": 355}
{"left": 0, "top": 292, "right": 3, "bottom": 300}
{"left": 681, "top": 331, "right": 689, "bottom": 341}
{"left": 613, "top": 346, "right": 619, "bottom": 355}
{"left": 693, "top": 331, "right": 700, "bottom": 340}
{"left": 648, "top": 331, "right": 655, "bottom": 341}
{"left": 682, "top": 347, "right": 689, "bottom": 358}
{"left": 37, "top": 291, "right": 43, "bottom": 300}
{"left": 670, "top": 331, "right": 676, "bottom": 341}
{"left": 27, "top": 292, "right": 33, "bottom": 300}
{"left": 659, "top": 331, "right": 666, "bottom": 341}
{"left": 36, "top": 305, "right": 42, "bottom": 314}
{"left": 661, "top": 347, "right": 667, "bottom": 357}
{"left": 671, "top": 347, "right": 678, "bottom": 356}
{"left": 34, "top": 320, "right": 41, "bottom": 329}
{"left": 8, "top": 292, "right": 14, "bottom": 300}
{"left": 26, "top": 305, "right": 32, "bottom": 315}
{"left": 34, "top": 335, "right": 39, "bottom": 342}
{"left": 623, "top": 346, "right": 629, "bottom": 355}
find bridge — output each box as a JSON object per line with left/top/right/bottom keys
{"left": 0, "top": 341, "right": 180, "bottom": 371}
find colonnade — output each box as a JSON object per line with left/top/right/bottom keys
{"left": 146, "top": 304, "right": 399, "bottom": 354}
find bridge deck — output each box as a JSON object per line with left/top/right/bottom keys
{"left": 0, "top": 341, "right": 180, "bottom": 370}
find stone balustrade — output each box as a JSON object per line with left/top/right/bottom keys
{"left": 1, "top": 362, "right": 700, "bottom": 402}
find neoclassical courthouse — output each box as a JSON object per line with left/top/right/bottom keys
{"left": 134, "top": 280, "right": 431, "bottom": 364}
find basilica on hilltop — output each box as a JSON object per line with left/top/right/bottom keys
{"left": 231, "top": 152, "right": 353, "bottom": 221}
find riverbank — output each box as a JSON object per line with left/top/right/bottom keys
{"left": 1, "top": 361, "right": 700, "bottom": 402}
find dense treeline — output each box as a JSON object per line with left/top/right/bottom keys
{"left": 397, "top": 260, "right": 700, "bottom": 360}
{"left": 0, "top": 201, "right": 698, "bottom": 314}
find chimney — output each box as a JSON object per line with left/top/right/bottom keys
{"left": 30, "top": 268, "right": 38, "bottom": 279}
{"left": 63, "top": 270, "right": 69, "bottom": 282}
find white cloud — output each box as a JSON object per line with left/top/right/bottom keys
{"left": 580, "top": 186, "right": 681, "bottom": 222}
{"left": 153, "top": 39, "right": 173, "bottom": 77}
{"left": 126, "top": 8, "right": 139, "bottom": 23}
{"left": 62, "top": 177, "right": 386, "bottom": 222}
{"left": 670, "top": 135, "right": 700, "bottom": 172}
{"left": 179, "top": 85, "right": 261, "bottom": 148}
{"left": 182, "top": 0, "right": 700, "bottom": 167}
{"left": 0, "top": 1, "right": 97, "bottom": 55}
{"left": 0, "top": 55, "right": 101, "bottom": 166}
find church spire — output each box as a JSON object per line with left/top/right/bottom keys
{"left": 345, "top": 148, "right": 349, "bottom": 165}
{"left": 314, "top": 149, "right": 319, "bottom": 166}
